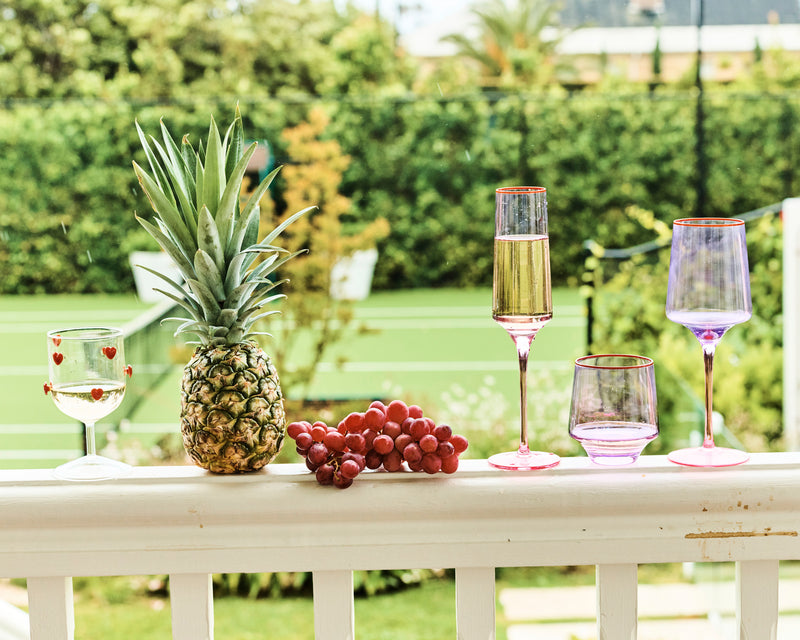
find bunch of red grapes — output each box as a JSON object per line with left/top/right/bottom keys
{"left": 287, "top": 400, "right": 469, "bottom": 489}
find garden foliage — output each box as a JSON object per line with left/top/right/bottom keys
{"left": 1, "top": 91, "right": 798, "bottom": 293}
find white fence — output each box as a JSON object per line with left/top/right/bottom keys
{"left": 1, "top": 455, "right": 800, "bottom": 639}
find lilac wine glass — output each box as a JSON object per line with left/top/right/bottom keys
{"left": 489, "top": 186, "right": 560, "bottom": 470}
{"left": 569, "top": 354, "right": 658, "bottom": 466}
{"left": 665, "top": 218, "right": 752, "bottom": 467}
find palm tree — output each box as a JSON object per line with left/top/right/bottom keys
{"left": 442, "top": 0, "right": 570, "bottom": 88}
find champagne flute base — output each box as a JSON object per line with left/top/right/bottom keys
{"left": 53, "top": 454, "right": 132, "bottom": 482}
{"left": 668, "top": 446, "right": 749, "bottom": 468}
{"left": 488, "top": 449, "right": 560, "bottom": 471}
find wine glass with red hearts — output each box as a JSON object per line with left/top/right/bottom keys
{"left": 45, "top": 327, "right": 132, "bottom": 481}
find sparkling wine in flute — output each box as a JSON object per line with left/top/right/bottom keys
{"left": 488, "top": 186, "right": 559, "bottom": 471}
{"left": 493, "top": 234, "right": 553, "bottom": 333}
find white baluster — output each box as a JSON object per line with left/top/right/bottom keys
{"left": 736, "top": 560, "right": 778, "bottom": 640}
{"left": 596, "top": 564, "right": 637, "bottom": 640}
{"left": 455, "top": 567, "right": 495, "bottom": 640}
{"left": 169, "top": 573, "right": 214, "bottom": 640}
{"left": 312, "top": 570, "right": 354, "bottom": 640}
{"left": 27, "top": 576, "right": 74, "bottom": 640}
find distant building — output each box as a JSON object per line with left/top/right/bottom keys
{"left": 400, "top": 0, "right": 800, "bottom": 85}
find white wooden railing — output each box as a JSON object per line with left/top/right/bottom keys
{"left": 2, "top": 454, "right": 800, "bottom": 639}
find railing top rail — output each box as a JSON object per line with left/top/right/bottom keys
{"left": 2, "top": 455, "right": 800, "bottom": 579}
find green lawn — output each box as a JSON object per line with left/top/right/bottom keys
{"left": 0, "top": 288, "right": 586, "bottom": 468}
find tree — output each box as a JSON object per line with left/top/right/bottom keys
{"left": 260, "top": 107, "right": 389, "bottom": 400}
{"left": 0, "top": 0, "right": 411, "bottom": 99}
{"left": 441, "top": 0, "right": 570, "bottom": 88}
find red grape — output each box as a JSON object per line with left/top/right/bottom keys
{"left": 363, "top": 429, "right": 378, "bottom": 449}
{"left": 437, "top": 441, "right": 455, "bottom": 458}
{"left": 316, "top": 464, "right": 334, "bottom": 485}
{"left": 408, "top": 404, "right": 424, "bottom": 419}
{"left": 373, "top": 434, "right": 394, "bottom": 456}
{"left": 394, "top": 433, "right": 413, "bottom": 453}
{"left": 450, "top": 434, "right": 469, "bottom": 454}
{"left": 295, "top": 432, "right": 313, "bottom": 450}
{"left": 441, "top": 454, "right": 459, "bottom": 474}
{"left": 409, "top": 418, "right": 429, "bottom": 440}
{"left": 287, "top": 421, "right": 310, "bottom": 439}
{"left": 310, "top": 424, "right": 327, "bottom": 442}
{"left": 333, "top": 472, "right": 353, "bottom": 489}
{"left": 323, "top": 430, "right": 346, "bottom": 453}
{"left": 307, "top": 443, "right": 330, "bottom": 467}
{"left": 340, "top": 459, "right": 360, "bottom": 480}
{"left": 342, "top": 452, "right": 366, "bottom": 472}
{"left": 369, "top": 400, "right": 388, "bottom": 413}
{"left": 403, "top": 442, "right": 423, "bottom": 464}
{"left": 386, "top": 400, "right": 410, "bottom": 424}
{"left": 401, "top": 417, "right": 414, "bottom": 435}
{"left": 365, "top": 449, "right": 383, "bottom": 470}
{"left": 421, "top": 453, "right": 442, "bottom": 474}
{"left": 433, "top": 424, "right": 452, "bottom": 442}
{"left": 345, "top": 432, "right": 366, "bottom": 454}
{"left": 419, "top": 434, "right": 439, "bottom": 453}
{"left": 364, "top": 407, "right": 386, "bottom": 429}
{"left": 344, "top": 412, "right": 364, "bottom": 432}
{"left": 382, "top": 420, "right": 402, "bottom": 440}
{"left": 383, "top": 449, "right": 403, "bottom": 472}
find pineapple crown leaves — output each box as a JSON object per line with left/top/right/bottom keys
{"left": 132, "top": 106, "right": 314, "bottom": 346}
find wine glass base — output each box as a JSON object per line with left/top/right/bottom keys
{"left": 586, "top": 452, "right": 641, "bottom": 466}
{"left": 488, "top": 450, "right": 560, "bottom": 470}
{"left": 53, "top": 454, "right": 132, "bottom": 482}
{"left": 668, "top": 446, "right": 749, "bottom": 468}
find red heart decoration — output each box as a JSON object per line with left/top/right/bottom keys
{"left": 52, "top": 335, "right": 62, "bottom": 346}
{"left": 90, "top": 388, "right": 104, "bottom": 401}
{"left": 52, "top": 352, "right": 64, "bottom": 365}
{"left": 43, "top": 382, "right": 52, "bottom": 395}
{"left": 125, "top": 365, "right": 133, "bottom": 378}
{"left": 102, "top": 346, "right": 117, "bottom": 359}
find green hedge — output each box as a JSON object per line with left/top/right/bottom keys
{"left": 1, "top": 91, "right": 798, "bottom": 293}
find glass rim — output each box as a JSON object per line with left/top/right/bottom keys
{"left": 575, "top": 354, "right": 653, "bottom": 369}
{"left": 673, "top": 217, "right": 744, "bottom": 227}
{"left": 47, "top": 327, "right": 124, "bottom": 340}
{"left": 496, "top": 186, "right": 546, "bottom": 195}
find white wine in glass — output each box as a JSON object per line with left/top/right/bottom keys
{"left": 489, "top": 186, "right": 560, "bottom": 470}
{"left": 46, "top": 327, "right": 132, "bottom": 481}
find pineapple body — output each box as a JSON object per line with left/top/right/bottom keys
{"left": 181, "top": 341, "right": 285, "bottom": 473}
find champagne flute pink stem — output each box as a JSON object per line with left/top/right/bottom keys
{"left": 515, "top": 334, "right": 533, "bottom": 455}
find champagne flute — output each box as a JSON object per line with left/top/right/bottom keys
{"left": 46, "top": 327, "right": 132, "bottom": 481}
{"left": 569, "top": 354, "right": 659, "bottom": 466}
{"left": 489, "top": 186, "right": 560, "bottom": 470}
{"left": 665, "top": 218, "right": 751, "bottom": 467}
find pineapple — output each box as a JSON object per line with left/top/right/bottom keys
{"left": 132, "top": 107, "right": 311, "bottom": 473}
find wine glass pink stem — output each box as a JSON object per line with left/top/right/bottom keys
{"left": 702, "top": 346, "right": 715, "bottom": 449}
{"left": 515, "top": 334, "right": 533, "bottom": 455}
